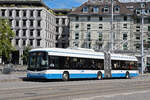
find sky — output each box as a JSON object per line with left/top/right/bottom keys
{"left": 43, "top": 0, "right": 150, "bottom": 9}
{"left": 43, "top": 0, "right": 87, "bottom": 9}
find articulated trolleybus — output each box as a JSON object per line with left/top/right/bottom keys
{"left": 27, "top": 48, "right": 139, "bottom": 80}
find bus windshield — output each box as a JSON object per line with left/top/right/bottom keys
{"left": 28, "top": 52, "right": 48, "bottom": 71}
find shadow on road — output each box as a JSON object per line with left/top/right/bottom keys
{"left": 22, "top": 77, "right": 127, "bottom": 83}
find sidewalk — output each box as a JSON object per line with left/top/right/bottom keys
{"left": 0, "top": 72, "right": 26, "bottom": 82}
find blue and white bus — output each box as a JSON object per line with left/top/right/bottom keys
{"left": 27, "top": 48, "right": 139, "bottom": 80}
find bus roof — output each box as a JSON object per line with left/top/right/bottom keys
{"left": 30, "top": 48, "right": 138, "bottom": 61}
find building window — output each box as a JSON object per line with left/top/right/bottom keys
{"left": 86, "top": 32, "right": 91, "bottom": 41}
{"left": 1, "top": 9, "right": 5, "bottom": 16}
{"left": 141, "top": 3, "right": 145, "bottom": 8}
{"left": 23, "top": 10, "right": 26, "bottom": 17}
{"left": 56, "top": 35, "right": 59, "bottom": 40}
{"left": 98, "top": 32, "right": 102, "bottom": 41}
{"left": 123, "top": 33, "right": 127, "bottom": 40}
{"left": 123, "top": 24, "right": 127, "bottom": 28}
{"left": 136, "top": 18, "right": 140, "bottom": 23}
{"left": 75, "top": 24, "right": 79, "bottom": 29}
{"left": 148, "top": 26, "right": 150, "bottom": 31}
{"left": 56, "top": 27, "right": 59, "bottom": 33}
{"left": 37, "top": 29, "right": 40, "bottom": 36}
{"left": 136, "top": 10, "right": 141, "bottom": 15}
{"left": 83, "top": 7, "right": 88, "bottom": 13}
{"left": 124, "top": 16, "right": 127, "bottom": 21}
{"left": 136, "top": 26, "right": 140, "bottom": 32}
{"left": 30, "top": 20, "right": 33, "bottom": 27}
{"left": 114, "top": 5, "right": 120, "bottom": 12}
{"left": 23, "top": 20, "right": 26, "bottom": 27}
{"left": 75, "top": 16, "right": 79, "bottom": 21}
{"left": 56, "top": 18, "right": 59, "bottom": 24}
{"left": 9, "top": 10, "right": 12, "bottom": 17}
{"left": 30, "top": 39, "right": 33, "bottom": 46}
{"left": 135, "top": 43, "right": 140, "bottom": 50}
{"left": 99, "top": 24, "right": 103, "bottom": 29}
{"left": 16, "top": 30, "right": 19, "bottom": 36}
{"left": 37, "top": 20, "right": 41, "bottom": 27}
{"left": 75, "top": 32, "right": 79, "bottom": 40}
{"left": 136, "top": 35, "right": 140, "bottom": 40}
{"left": 62, "top": 18, "right": 65, "bottom": 25}
{"left": 87, "top": 16, "right": 91, "bottom": 21}
{"left": 16, "top": 10, "right": 19, "bottom": 17}
{"left": 123, "top": 43, "right": 128, "bottom": 50}
{"left": 23, "top": 29, "right": 26, "bottom": 36}
{"left": 99, "top": 16, "right": 103, "bottom": 21}
{"left": 16, "top": 20, "right": 19, "bottom": 27}
{"left": 37, "top": 10, "right": 41, "bottom": 17}
{"left": 30, "top": 10, "right": 34, "bottom": 17}
{"left": 93, "top": 7, "right": 99, "bottom": 13}
{"left": 30, "top": 30, "right": 34, "bottom": 36}
{"left": 103, "top": 6, "right": 109, "bottom": 13}
{"left": 16, "top": 39, "right": 19, "bottom": 45}
{"left": 37, "top": 39, "right": 41, "bottom": 46}
{"left": 23, "top": 40, "right": 26, "bottom": 46}
{"left": 87, "top": 24, "right": 91, "bottom": 30}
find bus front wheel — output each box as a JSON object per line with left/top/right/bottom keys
{"left": 62, "top": 72, "right": 69, "bottom": 81}
{"left": 97, "top": 72, "right": 103, "bottom": 80}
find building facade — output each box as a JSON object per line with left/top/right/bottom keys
{"left": 68, "top": 0, "right": 150, "bottom": 67}
{"left": 53, "top": 9, "right": 71, "bottom": 48}
{"left": 0, "top": 0, "right": 56, "bottom": 64}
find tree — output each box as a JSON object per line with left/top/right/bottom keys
{"left": 0, "top": 17, "right": 15, "bottom": 64}
{"left": 21, "top": 45, "right": 31, "bottom": 65}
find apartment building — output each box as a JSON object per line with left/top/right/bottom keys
{"left": 53, "top": 9, "right": 71, "bottom": 48}
{"left": 69, "top": 0, "right": 133, "bottom": 50}
{"left": 0, "top": 0, "right": 56, "bottom": 64}
{"left": 68, "top": 0, "right": 150, "bottom": 66}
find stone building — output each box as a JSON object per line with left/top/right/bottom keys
{"left": 53, "top": 9, "right": 71, "bottom": 48}
{"left": 0, "top": 0, "right": 56, "bottom": 64}
{"left": 68, "top": 0, "right": 150, "bottom": 66}
{"left": 69, "top": 0, "right": 134, "bottom": 51}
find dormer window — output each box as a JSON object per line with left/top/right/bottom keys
{"left": 93, "top": 7, "right": 99, "bottom": 13}
{"left": 114, "top": 5, "right": 120, "bottom": 13}
{"left": 136, "top": 9, "right": 141, "bottom": 15}
{"left": 83, "top": 7, "right": 88, "bottom": 13}
{"left": 103, "top": 6, "right": 109, "bottom": 13}
{"left": 141, "top": 3, "right": 145, "bottom": 8}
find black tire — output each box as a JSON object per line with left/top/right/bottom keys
{"left": 126, "top": 72, "right": 130, "bottom": 79}
{"left": 97, "top": 72, "right": 103, "bottom": 80}
{"left": 62, "top": 72, "right": 69, "bottom": 81}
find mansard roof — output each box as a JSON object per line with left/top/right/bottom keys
{"left": 122, "top": 2, "right": 150, "bottom": 10}
{"left": 69, "top": 0, "right": 133, "bottom": 16}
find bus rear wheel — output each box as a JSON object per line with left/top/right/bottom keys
{"left": 62, "top": 72, "right": 69, "bottom": 81}
{"left": 97, "top": 72, "right": 103, "bottom": 80}
{"left": 126, "top": 72, "right": 130, "bottom": 79}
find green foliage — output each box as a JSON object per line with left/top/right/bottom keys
{"left": 21, "top": 45, "right": 31, "bottom": 64}
{"left": 0, "top": 17, "right": 15, "bottom": 61}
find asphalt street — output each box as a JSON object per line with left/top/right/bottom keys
{"left": 0, "top": 73, "right": 150, "bottom": 100}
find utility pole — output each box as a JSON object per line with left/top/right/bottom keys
{"left": 110, "top": 0, "right": 114, "bottom": 51}
{"left": 104, "top": 0, "right": 113, "bottom": 78}
{"left": 141, "top": 9, "right": 144, "bottom": 75}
